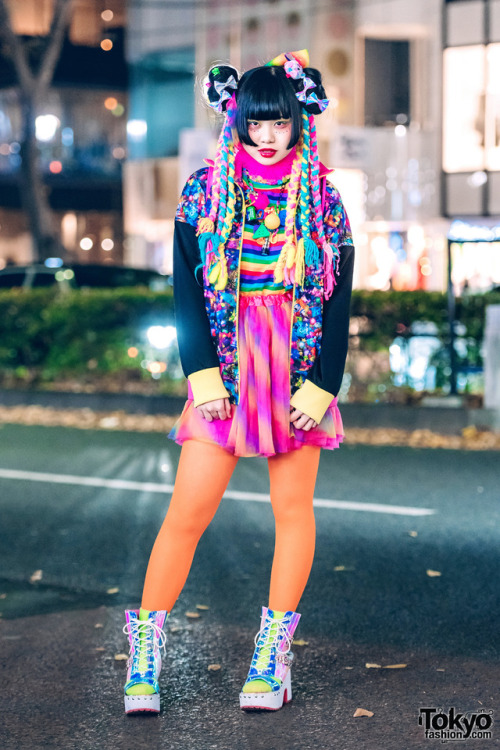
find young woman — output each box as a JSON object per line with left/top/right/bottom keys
{"left": 122, "top": 49, "right": 354, "bottom": 714}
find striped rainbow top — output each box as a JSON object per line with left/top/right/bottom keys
{"left": 239, "top": 176, "right": 294, "bottom": 297}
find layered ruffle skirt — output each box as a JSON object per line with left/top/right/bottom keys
{"left": 168, "top": 293, "right": 344, "bottom": 457}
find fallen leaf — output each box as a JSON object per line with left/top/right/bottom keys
{"left": 106, "top": 587, "right": 119, "bottom": 594}
{"left": 333, "top": 565, "right": 355, "bottom": 572}
{"left": 408, "top": 531, "right": 418, "bottom": 537}
{"left": 196, "top": 604, "right": 210, "bottom": 610}
{"left": 462, "top": 425, "right": 478, "bottom": 440}
{"left": 365, "top": 663, "right": 382, "bottom": 668}
{"left": 344, "top": 666, "right": 354, "bottom": 670}
{"left": 436, "top": 668, "right": 445, "bottom": 672}
{"left": 293, "top": 639, "right": 309, "bottom": 646}
{"left": 383, "top": 664, "right": 407, "bottom": 669}
{"left": 426, "top": 569, "right": 442, "bottom": 577}
{"left": 95, "top": 647, "right": 106, "bottom": 652}
{"left": 30, "top": 569, "right": 43, "bottom": 583}
{"left": 114, "top": 653, "right": 128, "bottom": 661}
{"left": 207, "top": 664, "right": 221, "bottom": 671}
{"left": 170, "top": 626, "right": 181, "bottom": 633}
{"left": 94, "top": 623, "right": 104, "bottom": 629}
{"left": 353, "top": 707, "right": 374, "bottom": 718}
{"left": 185, "top": 611, "right": 201, "bottom": 619}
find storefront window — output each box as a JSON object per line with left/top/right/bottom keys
{"left": 443, "top": 43, "right": 500, "bottom": 173}
{"left": 443, "top": 45, "right": 485, "bottom": 172}
{"left": 0, "top": 88, "right": 127, "bottom": 177}
{"left": 486, "top": 44, "right": 500, "bottom": 170}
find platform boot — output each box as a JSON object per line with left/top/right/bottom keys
{"left": 239, "top": 607, "right": 300, "bottom": 711}
{"left": 123, "top": 609, "right": 168, "bottom": 714}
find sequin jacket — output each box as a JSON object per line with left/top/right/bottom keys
{"left": 173, "top": 166, "right": 355, "bottom": 422}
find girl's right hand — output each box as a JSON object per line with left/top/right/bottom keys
{"left": 196, "top": 397, "right": 232, "bottom": 422}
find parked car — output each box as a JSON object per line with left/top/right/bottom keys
{"left": 0, "top": 263, "right": 171, "bottom": 292}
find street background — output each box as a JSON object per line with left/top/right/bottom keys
{"left": 0, "top": 421, "right": 498, "bottom": 750}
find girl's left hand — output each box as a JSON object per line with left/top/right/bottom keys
{"left": 289, "top": 408, "right": 318, "bottom": 432}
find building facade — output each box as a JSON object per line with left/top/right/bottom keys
{"left": 126, "top": 0, "right": 499, "bottom": 293}
{"left": 0, "top": 0, "right": 128, "bottom": 268}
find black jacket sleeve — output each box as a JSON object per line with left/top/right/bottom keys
{"left": 173, "top": 219, "right": 220, "bottom": 378}
{"left": 306, "top": 243, "right": 355, "bottom": 397}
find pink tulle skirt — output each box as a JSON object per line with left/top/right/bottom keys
{"left": 168, "top": 292, "right": 344, "bottom": 457}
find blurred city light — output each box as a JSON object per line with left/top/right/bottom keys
{"left": 61, "top": 127, "right": 74, "bottom": 146}
{"left": 127, "top": 119, "right": 147, "bottom": 141}
{"left": 44, "top": 258, "right": 63, "bottom": 268}
{"left": 146, "top": 325, "right": 177, "bottom": 349}
{"left": 55, "top": 269, "right": 74, "bottom": 281}
{"left": 468, "top": 171, "right": 488, "bottom": 187}
{"left": 35, "top": 114, "right": 60, "bottom": 142}
{"left": 80, "top": 237, "right": 93, "bottom": 250}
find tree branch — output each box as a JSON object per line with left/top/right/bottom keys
{"left": 0, "top": 0, "right": 35, "bottom": 93}
{"left": 37, "top": 0, "right": 75, "bottom": 91}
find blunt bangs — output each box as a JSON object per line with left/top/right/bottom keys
{"left": 235, "top": 67, "right": 302, "bottom": 149}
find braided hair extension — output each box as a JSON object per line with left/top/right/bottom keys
{"left": 209, "top": 130, "right": 236, "bottom": 290}
{"left": 308, "top": 114, "right": 338, "bottom": 298}
{"left": 197, "top": 65, "right": 239, "bottom": 289}
{"left": 273, "top": 144, "right": 302, "bottom": 286}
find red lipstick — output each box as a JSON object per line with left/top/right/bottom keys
{"left": 258, "top": 149, "right": 277, "bottom": 158}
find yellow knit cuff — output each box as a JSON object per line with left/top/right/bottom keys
{"left": 188, "top": 367, "right": 230, "bottom": 407}
{"left": 290, "top": 380, "right": 334, "bottom": 424}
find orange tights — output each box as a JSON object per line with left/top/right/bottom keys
{"left": 141, "top": 439, "right": 320, "bottom": 613}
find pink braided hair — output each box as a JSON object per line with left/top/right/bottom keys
{"left": 308, "top": 115, "right": 337, "bottom": 298}
{"left": 274, "top": 145, "right": 303, "bottom": 286}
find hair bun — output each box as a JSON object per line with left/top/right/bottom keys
{"left": 205, "top": 65, "right": 239, "bottom": 113}
{"left": 288, "top": 66, "right": 328, "bottom": 115}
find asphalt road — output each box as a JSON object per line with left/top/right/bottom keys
{"left": 0, "top": 423, "right": 498, "bottom": 750}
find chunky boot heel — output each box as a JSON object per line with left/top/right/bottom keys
{"left": 240, "top": 663, "right": 293, "bottom": 711}
{"left": 122, "top": 609, "right": 168, "bottom": 715}
{"left": 239, "top": 607, "right": 300, "bottom": 712}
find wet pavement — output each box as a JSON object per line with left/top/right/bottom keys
{"left": 0, "top": 424, "right": 499, "bottom": 750}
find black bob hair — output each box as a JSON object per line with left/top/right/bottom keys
{"left": 205, "top": 63, "right": 327, "bottom": 148}
{"left": 235, "top": 66, "right": 302, "bottom": 149}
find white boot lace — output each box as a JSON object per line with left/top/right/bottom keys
{"left": 252, "top": 618, "right": 292, "bottom": 675}
{"left": 123, "top": 619, "right": 167, "bottom": 657}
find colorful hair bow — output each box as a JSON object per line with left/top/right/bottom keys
{"left": 296, "top": 89, "right": 329, "bottom": 112}
{"left": 267, "top": 49, "right": 310, "bottom": 68}
{"left": 209, "top": 74, "right": 238, "bottom": 113}
{"left": 267, "top": 49, "right": 329, "bottom": 113}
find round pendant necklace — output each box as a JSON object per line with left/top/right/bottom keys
{"left": 243, "top": 173, "right": 288, "bottom": 254}
{"left": 256, "top": 179, "right": 287, "bottom": 229}
{"left": 264, "top": 208, "right": 281, "bottom": 230}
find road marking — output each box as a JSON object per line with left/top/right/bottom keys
{"left": 0, "top": 468, "right": 435, "bottom": 517}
